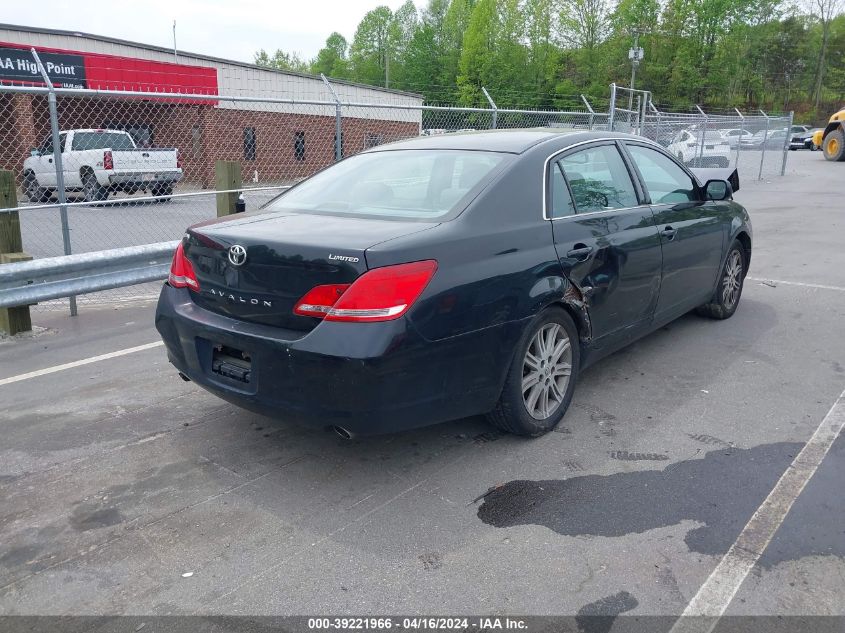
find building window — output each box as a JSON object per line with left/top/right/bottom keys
{"left": 294, "top": 131, "right": 305, "bottom": 161}
{"left": 191, "top": 125, "right": 202, "bottom": 157}
{"left": 244, "top": 127, "right": 257, "bottom": 161}
{"left": 364, "top": 133, "right": 383, "bottom": 148}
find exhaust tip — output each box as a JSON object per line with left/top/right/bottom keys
{"left": 178, "top": 372, "right": 191, "bottom": 382}
{"left": 332, "top": 425, "right": 355, "bottom": 440}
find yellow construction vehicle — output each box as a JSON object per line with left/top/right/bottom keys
{"left": 812, "top": 107, "right": 845, "bottom": 161}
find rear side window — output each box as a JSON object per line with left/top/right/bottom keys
{"left": 549, "top": 162, "right": 575, "bottom": 218}
{"left": 71, "top": 132, "right": 135, "bottom": 151}
{"left": 558, "top": 144, "right": 638, "bottom": 213}
{"left": 626, "top": 144, "right": 697, "bottom": 204}
{"left": 267, "top": 149, "right": 507, "bottom": 220}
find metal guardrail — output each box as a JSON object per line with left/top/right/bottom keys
{"left": 0, "top": 241, "right": 177, "bottom": 308}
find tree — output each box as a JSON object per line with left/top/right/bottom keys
{"left": 253, "top": 49, "right": 310, "bottom": 73}
{"left": 312, "top": 33, "right": 350, "bottom": 79}
{"left": 350, "top": 6, "right": 394, "bottom": 86}
{"left": 808, "top": 0, "right": 845, "bottom": 110}
{"left": 457, "top": 0, "right": 498, "bottom": 105}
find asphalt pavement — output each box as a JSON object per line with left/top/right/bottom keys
{"left": 0, "top": 150, "right": 842, "bottom": 628}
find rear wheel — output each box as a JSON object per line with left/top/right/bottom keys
{"left": 822, "top": 128, "right": 845, "bottom": 162}
{"left": 23, "top": 171, "right": 51, "bottom": 203}
{"left": 486, "top": 308, "right": 579, "bottom": 437}
{"left": 151, "top": 183, "right": 173, "bottom": 201}
{"left": 696, "top": 240, "right": 746, "bottom": 320}
{"left": 83, "top": 173, "right": 108, "bottom": 203}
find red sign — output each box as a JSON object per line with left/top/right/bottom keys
{"left": 0, "top": 41, "right": 218, "bottom": 102}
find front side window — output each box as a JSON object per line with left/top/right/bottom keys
{"left": 39, "top": 136, "right": 53, "bottom": 154}
{"left": 558, "top": 144, "right": 638, "bottom": 213}
{"left": 267, "top": 149, "right": 507, "bottom": 220}
{"left": 626, "top": 144, "right": 697, "bottom": 205}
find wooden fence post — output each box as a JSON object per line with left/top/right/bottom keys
{"left": 215, "top": 161, "right": 242, "bottom": 217}
{"left": 0, "top": 170, "right": 33, "bottom": 335}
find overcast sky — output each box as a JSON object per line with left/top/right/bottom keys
{"left": 10, "top": 0, "right": 420, "bottom": 63}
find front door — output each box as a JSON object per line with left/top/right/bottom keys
{"left": 548, "top": 141, "right": 662, "bottom": 347}
{"left": 623, "top": 141, "right": 728, "bottom": 321}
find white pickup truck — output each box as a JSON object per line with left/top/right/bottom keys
{"left": 22, "top": 129, "right": 183, "bottom": 203}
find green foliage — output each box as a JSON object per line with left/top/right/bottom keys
{"left": 253, "top": 0, "right": 845, "bottom": 121}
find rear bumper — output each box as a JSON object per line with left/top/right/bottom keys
{"left": 108, "top": 171, "right": 183, "bottom": 187}
{"left": 155, "top": 284, "right": 520, "bottom": 435}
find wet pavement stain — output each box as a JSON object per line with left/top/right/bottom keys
{"left": 477, "top": 442, "right": 803, "bottom": 557}
{"left": 575, "top": 591, "right": 638, "bottom": 633}
{"left": 69, "top": 506, "right": 124, "bottom": 532}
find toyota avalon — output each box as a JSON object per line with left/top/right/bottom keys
{"left": 155, "top": 130, "right": 751, "bottom": 437}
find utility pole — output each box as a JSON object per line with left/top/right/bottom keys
{"left": 628, "top": 30, "right": 644, "bottom": 110}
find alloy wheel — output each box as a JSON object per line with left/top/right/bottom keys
{"left": 721, "top": 250, "right": 743, "bottom": 309}
{"left": 522, "top": 323, "right": 572, "bottom": 420}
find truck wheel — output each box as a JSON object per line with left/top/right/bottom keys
{"left": 83, "top": 173, "right": 108, "bottom": 203}
{"left": 151, "top": 184, "right": 173, "bottom": 202}
{"left": 23, "top": 171, "right": 51, "bottom": 203}
{"left": 822, "top": 128, "right": 845, "bottom": 162}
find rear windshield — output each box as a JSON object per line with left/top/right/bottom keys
{"left": 266, "top": 149, "right": 508, "bottom": 220}
{"left": 72, "top": 132, "right": 136, "bottom": 151}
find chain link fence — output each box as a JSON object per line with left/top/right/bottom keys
{"left": 0, "top": 59, "right": 792, "bottom": 315}
{"left": 609, "top": 84, "right": 794, "bottom": 180}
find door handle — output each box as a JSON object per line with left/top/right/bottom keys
{"left": 566, "top": 244, "right": 594, "bottom": 261}
{"left": 661, "top": 226, "right": 677, "bottom": 240}
{"left": 48, "top": 158, "right": 53, "bottom": 163}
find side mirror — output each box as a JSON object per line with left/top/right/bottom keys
{"left": 30, "top": 149, "right": 40, "bottom": 157}
{"left": 704, "top": 179, "right": 732, "bottom": 201}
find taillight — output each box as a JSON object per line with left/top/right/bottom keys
{"left": 168, "top": 242, "right": 200, "bottom": 291}
{"left": 103, "top": 150, "right": 113, "bottom": 170}
{"left": 293, "top": 260, "right": 437, "bottom": 322}
{"left": 176, "top": 149, "right": 182, "bottom": 169}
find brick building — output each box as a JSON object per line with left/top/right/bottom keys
{"left": 0, "top": 24, "right": 423, "bottom": 188}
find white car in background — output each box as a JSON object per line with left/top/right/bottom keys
{"left": 666, "top": 130, "right": 732, "bottom": 167}
{"left": 718, "top": 128, "right": 753, "bottom": 148}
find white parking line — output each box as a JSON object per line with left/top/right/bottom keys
{"left": 747, "top": 277, "right": 845, "bottom": 292}
{"left": 669, "top": 385, "right": 845, "bottom": 633}
{"left": 0, "top": 341, "right": 164, "bottom": 387}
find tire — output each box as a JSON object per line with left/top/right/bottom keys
{"left": 83, "top": 172, "right": 108, "bottom": 203}
{"left": 23, "top": 171, "right": 51, "bottom": 203}
{"left": 696, "top": 240, "right": 746, "bottom": 320}
{"left": 822, "top": 128, "right": 845, "bottom": 162}
{"left": 151, "top": 183, "right": 173, "bottom": 201}
{"left": 486, "top": 307, "right": 580, "bottom": 437}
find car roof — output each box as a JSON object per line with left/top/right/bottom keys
{"left": 368, "top": 129, "right": 637, "bottom": 154}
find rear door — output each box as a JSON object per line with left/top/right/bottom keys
{"left": 549, "top": 141, "right": 662, "bottom": 346}
{"left": 622, "top": 141, "right": 727, "bottom": 321}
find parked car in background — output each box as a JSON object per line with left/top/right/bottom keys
{"left": 22, "top": 129, "right": 183, "bottom": 203}
{"left": 156, "top": 130, "right": 750, "bottom": 437}
{"left": 718, "top": 128, "right": 753, "bottom": 148}
{"left": 739, "top": 128, "right": 788, "bottom": 150}
{"left": 666, "top": 130, "right": 731, "bottom": 167}
{"left": 790, "top": 127, "right": 824, "bottom": 151}
{"left": 790, "top": 125, "right": 811, "bottom": 135}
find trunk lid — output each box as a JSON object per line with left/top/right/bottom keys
{"left": 184, "top": 211, "right": 438, "bottom": 330}
{"left": 112, "top": 148, "right": 179, "bottom": 172}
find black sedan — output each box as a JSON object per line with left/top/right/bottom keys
{"left": 156, "top": 131, "right": 751, "bottom": 437}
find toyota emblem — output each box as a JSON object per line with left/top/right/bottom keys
{"left": 228, "top": 244, "right": 247, "bottom": 267}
